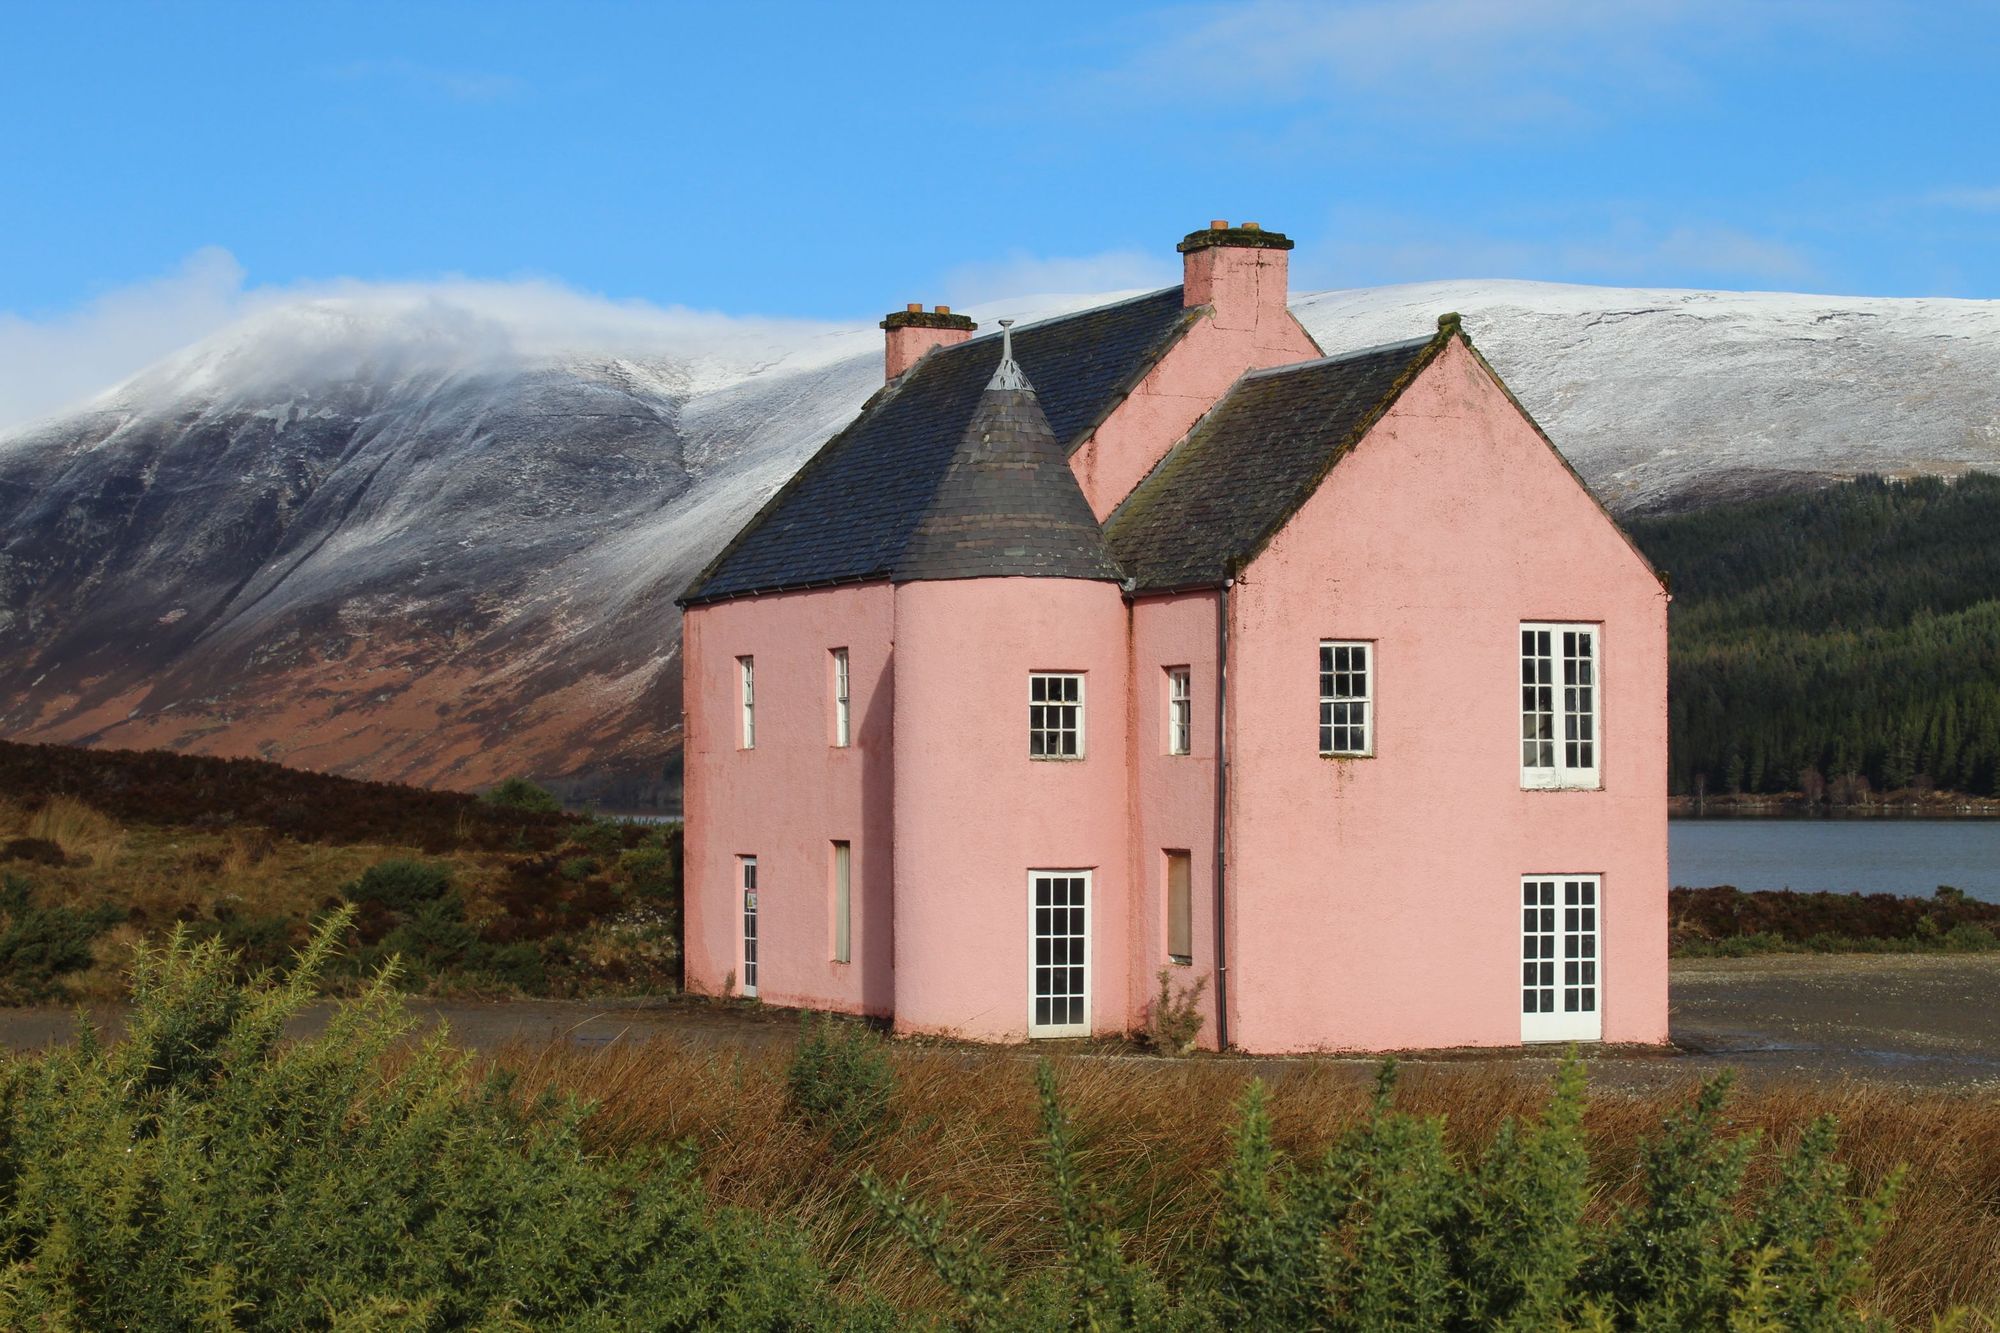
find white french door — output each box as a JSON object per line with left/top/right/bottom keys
{"left": 1520, "top": 875, "right": 1601, "bottom": 1042}
{"left": 741, "top": 856, "right": 759, "bottom": 998}
{"left": 1029, "top": 870, "right": 1091, "bottom": 1037}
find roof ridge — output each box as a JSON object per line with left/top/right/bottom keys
{"left": 927, "top": 285, "right": 1184, "bottom": 356}
{"left": 1239, "top": 334, "right": 1434, "bottom": 381}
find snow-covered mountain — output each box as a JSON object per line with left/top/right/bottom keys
{"left": 2, "top": 279, "right": 1996, "bottom": 804}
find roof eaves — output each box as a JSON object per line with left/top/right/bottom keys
{"left": 674, "top": 374, "right": 909, "bottom": 606}
{"left": 680, "top": 571, "right": 892, "bottom": 609}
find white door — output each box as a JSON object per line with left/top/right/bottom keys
{"left": 741, "top": 857, "right": 759, "bottom": 998}
{"left": 1520, "top": 875, "right": 1601, "bottom": 1042}
{"left": 1029, "top": 871, "right": 1091, "bottom": 1037}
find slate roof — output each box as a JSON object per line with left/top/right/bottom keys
{"left": 682, "top": 286, "right": 1196, "bottom": 604}
{"left": 1103, "top": 331, "right": 1446, "bottom": 592}
{"left": 893, "top": 340, "right": 1121, "bottom": 583}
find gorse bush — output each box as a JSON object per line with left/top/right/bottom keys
{"left": 481, "top": 775, "right": 564, "bottom": 814}
{"left": 0, "top": 914, "right": 876, "bottom": 1330}
{"left": 787, "top": 1013, "right": 897, "bottom": 1151}
{"left": 873, "top": 1058, "right": 1901, "bottom": 1331}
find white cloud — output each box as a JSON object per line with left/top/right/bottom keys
{"left": 0, "top": 251, "right": 866, "bottom": 434}
{"left": 330, "top": 58, "right": 525, "bottom": 103}
{"left": 1111, "top": 0, "right": 1819, "bottom": 128}
{"left": 0, "top": 247, "right": 253, "bottom": 431}
{"left": 939, "top": 249, "right": 1179, "bottom": 307}
{"left": 1927, "top": 186, "right": 2000, "bottom": 212}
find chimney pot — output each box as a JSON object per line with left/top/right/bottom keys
{"left": 1210, "top": 218, "right": 1229, "bottom": 229}
{"left": 905, "top": 302, "right": 923, "bottom": 312}
{"left": 1242, "top": 221, "right": 1261, "bottom": 231}
{"left": 934, "top": 305, "right": 950, "bottom": 314}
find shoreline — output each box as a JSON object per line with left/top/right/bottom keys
{"left": 1670, "top": 792, "right": 2000, "bottom": 818}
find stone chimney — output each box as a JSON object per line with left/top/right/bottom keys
{"left": 1178, "top": 220, "right": 1294, "bottom": 332}
{"left": 881, "top": 304, "right": 977, "bottom": 381}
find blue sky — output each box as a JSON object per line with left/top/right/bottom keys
{"left": 2, "top": 1, "right": 1996, "bottom": 420}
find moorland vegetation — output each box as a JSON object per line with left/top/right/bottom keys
{"left": 1, "top": 920, "right": 1983, "bottom": 1329}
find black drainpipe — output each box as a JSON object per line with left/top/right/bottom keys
{"left": 1211, "top": 578, "right": 1232, "bottom": 1051}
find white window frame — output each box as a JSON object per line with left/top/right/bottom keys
{"left": 1520, "top": 623, "right": 1600, "bottom": 789}
{"left": 1029, "top": 672, "right": 1085, "bottom": 760}
{"left": 740, "top": 856, "right": 759, "bottom": 998}
{"left": 1166, "top": 666, "right": 1192, "bottom": 756}
{"left": 1318, "top": 640, "right": 1374, "bottom": 757}
{"left": 738, "top": 656, "right": 756, "bottom": 750}
{"left": 832, "top": 648, "right": 851, "bottom": 748}
{"left": 1520, "top": 874, "right": 1602, "bottom": 1043}
{"left": 1028, "top": 869, "right": 1091, "bottom": 1037}
{"left": 831, "top": 840, "right": 852, "bottom": 964}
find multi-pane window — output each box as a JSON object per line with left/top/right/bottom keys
{"left": 1029, "top": 673, "right": 1084, "bottom": 758}
{"left": 1166, "top": 850, "right": 1193, "bottom": 963}
{"left": 1520, "top": 875, "right": 1600, "bottom": 1042}
{"left": 1166, "top": 667, "right": 1192, "bottom": 756}
{"left": 832, "top": 648, "right": 851, "bottom": 748}
{"left": 831, "top": 841, "right": 851, "bottom": 964}
{"left": 1030, "top": 871, "right": 1090, "bottom": 1036}
{"left": 1318, "top": 641, "right": 1373, "bottom": 756}
{"left": 1521, "top": 624, "right": 1600, "bottom": 788}
{"left": 738, "top": 656, "right": 755, "bottom": 749}
{"left": 740, "top": 856, "right": 759, "bottom": 997}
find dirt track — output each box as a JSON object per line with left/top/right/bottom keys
{"left": 5, "top": 954, "right": 1998, "bottom": 1090}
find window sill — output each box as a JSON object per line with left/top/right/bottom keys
{"left": 1168, "top": 955, "right": 1193, "bottom": 967}
{"left": 1030, "top": 755, "right": 1087, "bottom": 763}
{"left": 1520, "top": 781, "right": 1604, "bottom": 793}
{"left": 1320, "top": 752, "right": 1375, "bottom": 760}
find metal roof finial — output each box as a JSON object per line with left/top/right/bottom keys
{"left": 987, "top": 317, "right": 1031, "bottom": 392}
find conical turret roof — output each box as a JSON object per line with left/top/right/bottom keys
{"left": 891, "top": 322, "right": 1123, "bottom": 583}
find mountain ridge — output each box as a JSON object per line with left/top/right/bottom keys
{"left": 3, "top": 278, "right": 1996, "bottom": 805}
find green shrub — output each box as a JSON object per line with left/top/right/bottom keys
{"left": 787, "top": 1013, "right": 897, "bottom": 1150}
{"left": 343, "top": 857, "right": 452, "bottom": 915}
{"left": 481, "top": 775, "right": 563, "bottom": 814}
{"left": 0, "top": 872, "right": 125, "bottom": 1001}
{"left": 1142, "top": 967, "right": 1209, "bottom": 1054}
{"left": 1944, "top": 921, "right": 2000, "bottom": 951}
{"left": 0, "top": 913, "right": 864, "bottom": 1328}
{"left": 617, "top": 844, "right": 678, "bottom": 902}
{"left": 877, "top": 1055, "right": 1900, "bottom": 1330}
{"left": 559, "top": 855, "right": 598, "bottom": 882}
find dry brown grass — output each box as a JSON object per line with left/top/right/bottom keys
{"left": 25, "top": 795, "right": 125, "bottom": 867}
{"left": 494, "top": 1036, "right": 2000, "bottom": 1325}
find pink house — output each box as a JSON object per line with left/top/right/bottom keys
{"left": 677, "top": 223, "right": 1670, "bottom": 1053}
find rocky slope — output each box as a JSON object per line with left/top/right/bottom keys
{"left": 2, "top": 280, "right": 1995, "bottom": 805}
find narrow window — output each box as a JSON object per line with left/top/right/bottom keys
{"left": 1166, "top": 667, "right": 1192, "bottom": 756}
{"left": 832, "top": 648, "right": 851, "bottom": 748}
{"left": 1166, "top": 850, "right": 1193, "bottom": 963}
{"left": 738, "top": 656, "right": 756, "bottom": 749}
{"left": 1029, "top": 673, "right": 1084, "bottom": 759}
{"left": 831, "top": 840, "right": 852, "bottom": 964}
{"left": 1521, "top": 624, "right": 1600, "bottom": 789}
{"left": 740, "top": 856, "right": 759, "bottom": 997}
{"left": 1318, "top": 641, "right": 1373, "bottom": 756}
{"left": 1029, "top": 870, "right": 1090, "bottom": 1036}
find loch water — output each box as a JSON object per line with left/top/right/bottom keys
{"left": 1671, "top": 817, "right": 2000, "bottom": 902}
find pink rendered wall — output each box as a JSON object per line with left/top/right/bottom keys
{"left": 885, "top": 323, "right": 972, "bottom": 381}
{"left": 1126, "top": 591, "right": 1224, "bottom": 1049}
{"left": 1069, "top": 266, "right": 1321, "bottom": 521}
{"left": 682, "top": 583, "right": 896, "bottom": 1017}
{"left": 1226, "top": 339, "right": 1670, "bottom": 1053}
{"left": 890, "top": 577, "right": 1133, "bottom": 1041}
